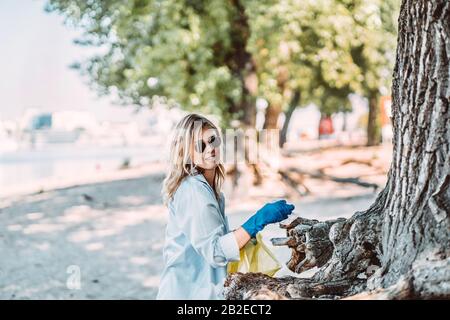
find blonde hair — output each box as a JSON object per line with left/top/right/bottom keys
{"left": 162, "top": 113, "right": 225, "bottom": 205}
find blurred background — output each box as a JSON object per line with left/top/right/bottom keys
{"left": 0, "top": 0, "right": 399, "bottom": 299}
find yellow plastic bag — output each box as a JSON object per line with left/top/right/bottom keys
{"left": 227, "top": 233, "right": 281, "bottom": 277}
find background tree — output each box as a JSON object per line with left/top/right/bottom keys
{"left": 225, "top": 0, "right": 449, "bottom": 299}
{"left": 247, "top": 0, "right": 397, "bottom": 148}
{"left": 246, "top": 0, "right": 359, "bottom": 147}
{"left": 343, "top": 0, "right": 400, "bottom": 146}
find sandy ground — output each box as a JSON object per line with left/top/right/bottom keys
{"left": 0, "top": 143, "right": 391, "bottom": 299}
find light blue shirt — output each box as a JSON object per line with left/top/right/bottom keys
{"left": 156, "top": 173, "right": 240, "bottom": 300}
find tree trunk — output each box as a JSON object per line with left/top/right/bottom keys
{"left": 263, "top": 103, "right": 282, "bottom": 130}
{"left": 367, "top": 91, "right": 382, "bottom": 146}
{"left": 376, "top": 0, "right": 449, "bottom": 290}
{"left": 263, "top": 57, "right": 290, "bottom": 131}
{"left": 224, "top": 0, "right": 450, "bottom": 300}
{"left": 226, "top": 0, "right": 257, "bottom": 128}
{"left": 280, "top": 90, "right": 301, "bottom": 148}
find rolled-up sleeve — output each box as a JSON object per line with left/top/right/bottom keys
{"left": 173, "top": 180, "right": 240, "bottom": 267}
{"left": 218, "top": 231, "right": 240, "bottom": 261}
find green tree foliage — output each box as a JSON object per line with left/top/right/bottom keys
{"left": 46, "top": 0, "right": 398, "bottom": 130}
{"left": 247, "top": 0, "right": 398, "bottom": 125}
{"left": 46, "top": 0, "right": 255, "bottom": 127}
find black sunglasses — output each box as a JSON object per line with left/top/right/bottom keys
{"left": 195, "top": 135, "right": 221, "bottom": 153}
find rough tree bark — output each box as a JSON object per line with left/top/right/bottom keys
{"left": 224, "top": 0, "right": 449, "bottom": 300}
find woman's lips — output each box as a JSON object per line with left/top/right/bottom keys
{"left": 205, "top": 150, "right": 217, "bottom": 161}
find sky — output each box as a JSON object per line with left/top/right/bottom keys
{"left": 0, "top": 0, "right": 136, "bottom": 122}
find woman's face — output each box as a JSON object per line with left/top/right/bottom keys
{"left": 191, "top": 127, "right": 221, "bottom": 170}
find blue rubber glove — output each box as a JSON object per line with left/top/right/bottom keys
{"left": 241, "top": 200, "right": 295, "bottom": 238}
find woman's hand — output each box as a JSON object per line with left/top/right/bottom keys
{"left": 241, "top": 200, "right": 295, "bottom": 238}
{"left": 256, "top": 200, "right": 294, "bottom": 224}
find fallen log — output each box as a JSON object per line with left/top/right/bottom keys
{"left": 283, "top": 143, "right": 367, "bottom": 157}
{"left": 319, "top": 158, "right": 387, "bottom": 174}
{"left": 278, "top": 170, "right": 309, "bottom": 197}
{"left": 287, "top": 167, "right": 380, "bottom": 191}
{"left": 223, "top": 272, "right": 363, "bottom": 300}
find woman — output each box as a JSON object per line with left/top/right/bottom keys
{"left": 157, "top": 113, "right": 294, "bottom": 300}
